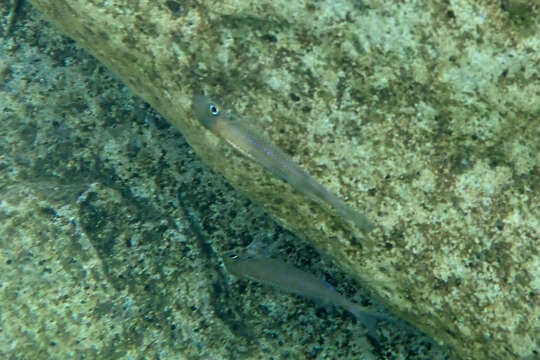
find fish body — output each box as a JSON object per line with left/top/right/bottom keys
{"left": 191, "top": 95, "right": 374, "bottom": 232}
{"left": 224, "top": 253, "right": 389, "bottom": 336}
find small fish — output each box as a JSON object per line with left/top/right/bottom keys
{"left": 223, "top": 251, "right": 391, "bottom": 337}
{"left": 192, "top": 95, "right": 374, "bottom": 232}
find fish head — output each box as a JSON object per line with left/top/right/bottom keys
{"left": 192, "top": 94, "right": 225, "bottom": 129}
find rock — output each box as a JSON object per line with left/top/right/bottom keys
{"left": 0, "top": 4, "right": 442, "bottom": 359}
{"left": 12, "top": 0, "right": 540, "bottom": 359}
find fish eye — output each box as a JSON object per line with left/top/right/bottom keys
{"left": 208, "top": 103, "right": 219, "bottom": 116}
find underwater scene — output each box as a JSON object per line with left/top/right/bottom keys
{"left": 1, "top": 1, "right": 538, "bottom": 359}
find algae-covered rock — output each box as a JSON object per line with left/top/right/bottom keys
{"left": 10, "top": 0, "right": 540, "bottom": 359}
{"left": 0, "top": 3, "right": 443, "bottom": 359}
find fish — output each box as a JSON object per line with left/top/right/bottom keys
{"left": 223, "top": 251, "right": 392, "bottom": 337}
{"left": 191, "top": 94, "right": 374, "bottom": 232}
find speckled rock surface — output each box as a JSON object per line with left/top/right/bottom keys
{"left": 0, "top": 3, "right": 445, "bottom": 360}
{"left": 5, "top": 0, "right": 540, "bottom": 359}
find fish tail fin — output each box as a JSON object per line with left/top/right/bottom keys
{"left": 351, "top": 310, "right": 380, "bottom": 336}
{"left": 346, "top": 304, "right": 394, "bottom": 340}
{"left": 323, "top": 191, "right": 375, "bottom": 232}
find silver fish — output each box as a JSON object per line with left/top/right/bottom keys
{"left": 191, "top": 95, "right": 374, "bottom": 232}
{"left": 223, "top": 251, "right": 391, "bottom": 336}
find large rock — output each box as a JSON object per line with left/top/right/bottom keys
{"left": 11, "top": 0, "right": 540, "bottom": 359}
{"left": 1, "top": 3, "right": 445, "bottom": 360}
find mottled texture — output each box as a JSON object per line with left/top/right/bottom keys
{"left": 11, "top": 0, "right": 540, "bottom": 359}
{"left": 0, "top": 4, "right": 445, "bottom": 360}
